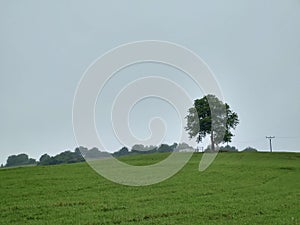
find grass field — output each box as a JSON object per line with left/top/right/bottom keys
{"left": 0, "top": 152, "right": 299, "bottom": 224}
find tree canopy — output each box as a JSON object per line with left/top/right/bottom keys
{"left": 185, "top": 94, "right": 239, "bottom": 151}
{"left": 5, "top": 153, "right": 36, "bottom": 167}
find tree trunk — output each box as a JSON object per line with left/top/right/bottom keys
{"left": 210, "top": 130, "right": 215, "bottom": 152}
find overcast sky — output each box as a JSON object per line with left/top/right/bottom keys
{"left": 1, "top": 0, "right": 300, "bottom": 164}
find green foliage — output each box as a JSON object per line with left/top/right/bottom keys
{"left": 176, "top": 142, "right": 193, "bottom": 151}
{"left": 186, "top": 95, "right": 239, "bottom": 151}
{"left": 242, "top": 147, "right": 258, "bottom": 152}
{"left": 52, "top": 151, "right": 83, "bottom": 164}
{"left": 219, "top": 145, "right": 239, "bottom": 152}
{"left": 131, "top": 144, "right": 157, "bottom": 154}
{"left": 84, "top": 147, "right": 110, "bottom": 159}
{"left": 122, "top": 143, "right": 181, "bottom": 155}
{"left": 38, "top": 154, "right": 51, "bottom": 165}
{"left": 5, "top": 153, "right": 36, "bottom": 167}
{"left": 76, "top": 146, "right": 89, "bottom": 156}
{"left": 157, "top": 143, "right": 177, "bottom": 152}
{"left": 38, "top": 149, "right": 85, "bottom": 166}
{"left": 0, "top": 152, "right": 299, "bottom": 224}
{"left": 4, "top": 144, "right": 195, "bottom": 168}
{"left": 112, "top": 147, "right": 129, "bottom": 157}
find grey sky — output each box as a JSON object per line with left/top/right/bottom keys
{"left": 1, "top": 0, "right": 300, "bottom": 164}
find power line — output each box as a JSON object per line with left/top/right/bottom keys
{"left": 276, "top": 136, "right": 300, "bottom": 139}
{"left": 266, "top": 136, "right": 275, "bottom": 152}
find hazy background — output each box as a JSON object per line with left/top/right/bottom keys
{"left": 1, "top": 0, "right": 300, "bottom": 165}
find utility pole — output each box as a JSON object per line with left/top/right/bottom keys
{"left": 266, "top": 136, "right": 275, "bottom": 152}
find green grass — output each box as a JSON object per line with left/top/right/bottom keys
{"left": 0, "top": 152, "right": 299, "bottom": 224}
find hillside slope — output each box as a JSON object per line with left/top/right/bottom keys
{"left": 0, "top": 152, "right": 299, "bottom": 224}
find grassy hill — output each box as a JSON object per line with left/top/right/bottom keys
{"left": 0, "top": 152, "right": 299, "bottom": 224}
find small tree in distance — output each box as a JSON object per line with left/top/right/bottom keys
{"left": 185, "top": 95, "right": 239, "bottom": 151}
{"left": 5, "top": 153, "right": 36, "bottom": 167}
{"left": 242, "top": 147, "right": 258, "bottom": 152}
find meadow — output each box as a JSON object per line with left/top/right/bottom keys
{"left": 0, "top": 152, "right": 299, "bottom": 224}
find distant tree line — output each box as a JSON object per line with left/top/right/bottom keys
{"left": 38, "top": 148, "right": 85, "bottom": 165}
{"left": 2, "top": 143, "right": 258, "bottom": 168}
{"left": 4, "top": 154, "right": 37, "bottom": 167}
{"left": 112, "top": 142, "right": 194, "bottom": 157}
{"left": 204, "top": 145, "right": 258, "bottom": 153}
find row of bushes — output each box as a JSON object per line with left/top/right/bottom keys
{"left": 4, "top": 154, "right": 36, "bottom": 167}
{"left": 2, "top": 144, "right": 258, "bottom": 168}
{"left": 217, "top": 145, "right": 258, "bottom": 153}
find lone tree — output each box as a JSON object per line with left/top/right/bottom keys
{"left": 185, "top": 94, "right": 239, "bottom": 151}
